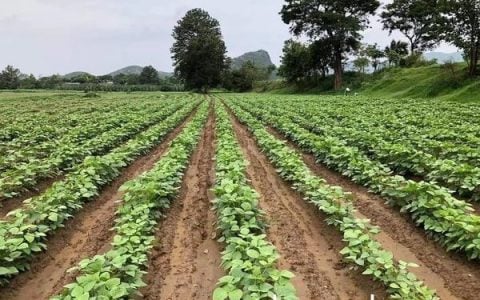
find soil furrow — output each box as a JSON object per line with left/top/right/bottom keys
{"left": 0, "top": 108, "right": 199, "bottom": 300}
{"left": 0, "top": 175, "right": 64, "bottom": 219}
{"left": 228, "top": 110, "right": 387, "bottom": 300}
{"left": 266, "top": 126, "right": 479, "bottom": 300}
{"left": 141, "top": 104, "right": 223, "bottom": 300}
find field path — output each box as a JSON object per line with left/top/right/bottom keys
{"left": 0, "top": 107, "right": 198, "bottom": 300}
{"left": 267, "top": 126, "right": 480, "bottom": 300}
{"left": 228, "top": 108, "right": 387, "bottom": 300}
{"left": 141, "top": 104, "right": 224, "bottom": 300}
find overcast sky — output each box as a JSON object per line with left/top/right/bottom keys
{"left": 0, "top": 0, "right": 458, "bottom": 76}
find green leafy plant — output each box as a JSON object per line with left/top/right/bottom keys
{"left": 213, "top": 104, "right": 297, "bottom": 300}
{"left": 225, "top": 99, "right": 438, "bottom": 299}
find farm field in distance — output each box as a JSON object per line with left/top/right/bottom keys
{"left": 1, "top": 91, "right": 480, "bottom": 300}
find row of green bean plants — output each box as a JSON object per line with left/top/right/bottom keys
{"left": 225, "top": 101, "right": 438, "bottom": 300}
{"left": 0, "top": 102, "right": 150, "bottom": 168}
{"left": 0, "top": 96, "right": 136, "bottom": 144}
{"left": 0, "top": 101, "right": 187, "bottom": 200}
{"left": 250, "top": 100, "right": 480, "bottom": 201}
{"left": 53, "top": 101, "right": 209, "bottom": 300}
{"left": 229, "top": 96, "right": 480, "bottom": 261}
{"left": 268, "top": 95, "right": 480, "bottom": 160}
{"left": 213, "top": 104, "right": 297, "bottom": 300}
{"left": 0, "top": 99, "right": 200, "bottom": 285}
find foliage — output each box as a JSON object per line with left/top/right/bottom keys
{"left": 278, "top": 39, "right": 332, "bottom": 84}
{"left": 139, "top": 65, "right": 160, "bottom": 85}
{"left": 381, "top": 0, "right": 441, "bottom": 53}
{"left": 171, "top": 8, "right": 228, "bottom": 93}
{"left": 223, "top": 62, "right": 273, "bottom": 92}
{"left": 213, "top": 104, "right": 297, "bottom": 299}
{"left": 365, "top": 43, "right": 385, "bottom": 72}
{"left": 280, "top": 0, "right": 380, "bottom": 89}
{"left": 0, "top": 97, "right": 201, "bottom": 285}
{"left": 53, "top": 102, "right": 209, "bottom": 299}
{"left": 231, "top": 94, "right": 480, "bottom": 261}
{"left": 440, "top": 0, "right": 480, "bottom": 76}
{"left": 0, "top": 66, "right": 21, "bottom": 89}
{"left": 384, "top": 40, "right": 409, "bottom": 67}
{"left": 226, "top": 98, "right": 438, "bottom": 299}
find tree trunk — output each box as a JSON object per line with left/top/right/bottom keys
{"left": 334, "top": 50, "right": 343, "bottom": 90}
{"left": 469, "top": 42, "right": 479, "bottom": 77}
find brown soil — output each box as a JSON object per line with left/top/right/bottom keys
{"left": 141, "top": 104, "right": 223, "bottom": 300}
{"left": 266, "top": 126, "right": 480, "bottom": 300}
{"left": 0, "top": 175, "right": 64, "bottom": 219}
{"left": 0, "top": 108, "right": 198, "bottom": 300}
{"left": 228, "top": 110, "right": 387, "bottom": 300}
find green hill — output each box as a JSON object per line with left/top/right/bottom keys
{"left": 63, "top": 71, "right": 93, "bottom": 79}
{"left": 108, "top": 66, "right": 172, "bottom": 78}
{"left": 361, "top": 64, "right": 480, "bottom": 102}
{"left": 259, "top": 63, "right": 480, "bottom": 102}
{"left": 232, "top": 50, "right": 275, "bottom": 70}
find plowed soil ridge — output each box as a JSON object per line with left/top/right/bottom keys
{"left": 266, "top": 125, "right": 478, "bottom": 300}
{"left": 141, "top": 104, "right": 223, "bottom": 300}
{"left": 0, "top": 107, "right": 199, "bottom": 300}
{"left": 227, "top": 108, "right": 388, "bottom": 300}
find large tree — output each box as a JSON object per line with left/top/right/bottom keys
{"left": 278, "top": 40, "right": 312, "bottom": 83}
{"left": 441, "top": 0, "right": 480, "bottom": 76}
{"left": 280, "top": 0, "right": 379, "bottom": 90}
{"left": 381, "top": 0, "right": 441, "bottom": 54}
{"left": 0, "top": 65, "right": 21, "bottom": 89}
{"left": 139, "top": 65, "right": 159, "bottom": 84}
{"left": 171, "top": 9, "right": 228, "bottom": 93}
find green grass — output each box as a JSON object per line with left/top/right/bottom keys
{"left": 256, "top": 63, "right": 480, "bottom": 102}
{"left": 361, "top": 64, "right": 480, "bottom": 102}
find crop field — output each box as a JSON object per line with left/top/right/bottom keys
{"left": 1, "top": 91, "right": 480, "bottom": 300}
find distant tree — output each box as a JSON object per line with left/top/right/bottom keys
{"left": 222, "top": 61, "right": 262, "bottom": 92}
{"left": 365, "top": 43, "right": 385, "bottom": 72}
{"left": 384, "top": 40, "right": 409, "bottom": 66}
{"left": 278, "top": 40, "right": 312, "bottom": 83}
{"left": 20, "top": 74, "right": 38, "bottom": 89}
{"left": 38, "top": 75, "right": 63, "bottom": 89}
{"left": 353, "top": 57, "right": 370, "bottom": 74}
{"left": 171, "top": 8, "right": 228, "bottom": 93}
{"left": 113, "top": 74, "right": 128, "bottom": 85}
{"left": 0, "top": 65, "right": 21, "bottom": 89}
{"left": 440, "top": 0, "right": 480, "bottom": 76}
{"left": 309, "top": 39, "right": 334, "bottom": 78}
{"left": 381, "top": 0, "right": 441, "bottom": 53}
{"left": 70, "top": 74, "right": 96, "bottom": 84}
{"left": 281, "top": 0, "right": 380, "bottom": 89}
{"left": 139, "top": 65, "right": 159, "bottom": 84}
{"left": 125, "top": 74, "right": 140, "bottom": 85}
{"left": 97, "top": 75, "right": 113, "bottom": 82}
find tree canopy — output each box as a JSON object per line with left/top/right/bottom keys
{"left": 280, "top": 0, "right": 380, "bottom": 89}
{"left": 171, "top": 8, "right": 228, "bottom": 93}
{"left": 381, "top": 0, "right": 441, "bottom": 53}
{"left": 139, "top": 65, "right": 159, "bottom": 84}
{"left": 0, "top": 65, "right": 21, "bottom": 89}
{"left": 440, "top": 0, "right": 480, "bottom": 76}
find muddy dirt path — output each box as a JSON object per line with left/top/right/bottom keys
{"left": 227, "top": 110, "right": 387, "bottom": 300}
{"left": 266, "top": 126, "right": 478, "bottom": 300}
{"left": 141, "top": 105, "right": 223, "bottom": 300}
{"left": 0, "top": 109, "right": 199, "bottom": 300}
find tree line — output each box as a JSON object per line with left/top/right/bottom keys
{"left": 0, "top": 65, "right": 182, "bottom": 91}
{"left": 278, "top": 0, "right": 480, "bottom": 89}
